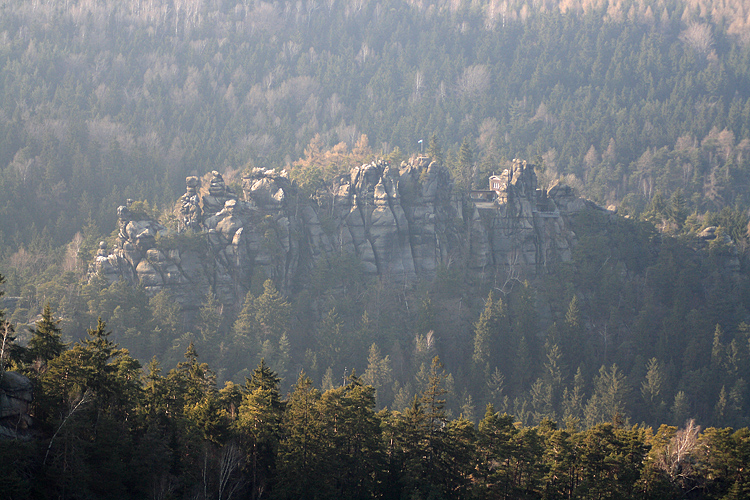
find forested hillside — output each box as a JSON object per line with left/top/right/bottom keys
{"left": 3, "top": 309, "right": 750, "bottom": 499}
{"left": 3, "top": 1, "right": 750, "bottom": 495}
{"left": 1, "top": 0, "right": 750, "bottom": 260}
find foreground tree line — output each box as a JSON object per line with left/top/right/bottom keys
{"left": 2, "top": 303, "right": 750, "bottom": 500}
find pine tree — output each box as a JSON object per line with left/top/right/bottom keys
{"left": 671, "top": 391, "right": 691, "bottom": 426}
{"left": 457, "top": 136, "right": 474, "bottom": 190}
{"left": 514, "top": 335, "right": 533, "bottom": 392}
{"left": 584, "top": 364, "right": 630, "bottom": 427}
{"left": 317, "top": 308, "right": 344, "bottom": 372}
{"left": 472, "top": 298, "right": 493, "bottom": 376}
{"left": 253, "top": 280, "right": 290, "bottom": 343}
{"left": 418, "top": 356, "right": 451, "bottom": 494}
{"left": 641, "top": 357, "right": 667, "bottom": 424}
{"left": 563, "top": 295, "right": 583, "bottom": 367}
{"left": 0, "top": 274, "right": 19, "bottom": 372}
{"left": 318, "top": 373, "right": 382, "bottom": 498}
{"left": 83, "top": 317, "right": 119, "bottom": 399}
{"left": 171, "top": 342, "right": 217, "bottom": 411}
{"left": 238, "top": 360, "right": 284, "bottom": 500}
{"left": 27, "top": 302, "right": 65, "bottom": 366}
{"left": 562, "top": 366, "right": 587, "bottom": 428}
{"left": 543, "top": 340, "right": 565, "bottom": 393}
{"left": 487, "top": 367, "right": 508, "bottom": 412}
{"left": 362, "top": 343, "right": 393, "bottom": 407}
{"left": 476, "top": 404, "right": 517, "bottom": 497}
{"left": 669, "top": 188, "right": 687, "bottom": 226}
{"left": 148, "top": 290, "right": 181, "bottom": 352}
{"left": 142, "top": 357, "right": 168, "bottom": 419}
{"left": 275, "top": 333, "right": 290, "bottom": 382}
{"left": 232, "top": 290, "right": 260, "bottom": 351}
{"left": 711, "top": 324, "right": 725, "bottom": 369}
{"left": 275, "top": 373, "right": 325, "bottom": 498}
{"left": 530, "top": 377, "right": 556, "bottom": 424}
{"left": 197, "top": 293, "right": 222, "bottom": 343}
{"left": 427, "top": 133, "right": 443, "bottom": 165}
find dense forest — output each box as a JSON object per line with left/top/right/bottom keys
{"left": 2, "top": 305, "right": 750, "bottom": 499}
{"left": 3, "top": 0, "right": 750, "bottom": 496}
{"left": 1, "top": 0, "right": 750, "bottom": 257}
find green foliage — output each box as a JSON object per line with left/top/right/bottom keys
{"left": 6, "top": 7, "right": 750, "bottom": 496}
{"left": 11, "top": 310, "right": 750, "bottom": 500}
{"left": 25, "top": 302, "right": 65, "bottom": 366}
{"left": 126, "top": 200, "right": 159, "bottom": 222}
{"left": 426, "top": 134, "right": 444, "bottom": 166}
{"left": 154, "top": 230, "right": 206, "bottom": 253}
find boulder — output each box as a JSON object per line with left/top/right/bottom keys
{"left": 0, "top": 371, "right": 33, "bottom": 440}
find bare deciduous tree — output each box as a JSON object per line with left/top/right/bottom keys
{"left": 680, "top": 22, "right": 714, "bottom": 54}
{"left": 218, "top": 442, "right": 244, "bottom": 500}
{"left": 457, "top": 65, "right": 491, "bottom": 99}
{"left": 655, "top": 419, "right": 701, "bottom": 487}
{"left": 44, "top": 390, "right": 92, "bottom": 465}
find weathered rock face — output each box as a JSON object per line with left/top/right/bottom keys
{"left": 0, "top": 371, "right": 33, "bottom": 440}
{"left": 467, "top": 160, "right": 603, "bottom": 277}
{"left": 92, "top": 157, "right": 600, "bottom": 309}
{"left": 329, "top": 157, "right": 462, "bottom": 278}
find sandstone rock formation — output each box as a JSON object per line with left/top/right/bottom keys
{"left": 0, "top": 371, "right": 33, "bottom": 440}
{"left": 92, "top": 157, "right": 603, "bottom": 309}
{"left": 467, "top": 159, "right": 602, "bottom": 277}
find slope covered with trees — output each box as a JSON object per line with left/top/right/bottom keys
{"left": 1, "top": 0, "right": 750, "bottom": 266}
{"left": 3, "top": 1, "right": 750, "bottom": 491}
{"left": 3, "top": 311, "right": 750, "bottom": 500}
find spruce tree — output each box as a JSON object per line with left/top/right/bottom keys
{"left": 238, "top": 359, "right": 283, "bottom": 500}
{"left": 458, "top": 136, "right": 474, "bottom": 189}
{"left": 27, "top": 302, "right": 65, "bottom": 366}
{"left": 427, "top": 133, "right": 443, "bottom": 165}
{"left": 275, "top": 373, "right": 325, "bottom": 498}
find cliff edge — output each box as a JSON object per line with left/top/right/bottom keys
{"left": 93, "top": 157, "right": 606, "bottom": 308}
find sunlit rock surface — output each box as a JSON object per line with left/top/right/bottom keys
{"left": 92, "top": 157, "right": 603, "bottom": 309}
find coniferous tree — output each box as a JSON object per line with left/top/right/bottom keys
{"left": 318, "top": 373, "right": 382, "bottom": 499}
{"left": 237, "top": 359, "right": 284, "bottom": 500}
{"left": 427, "top": 134, "right": 443, "bottom": 165}
{"left": 254, "top": 280, "right": 290, "bottom": 344}
{"left": 362, "top": 343, "right": 393, "bottom": 407}
{"left": 563, "top": 295, "right": 583, "bottom": 368}
{"left": 562, "top": 366, "right": 587, "bottom": 428}
{"left": 542, "top": 340, "right": 566, "bottom": 414}
{"left": 584, "top": 364, "right": 630, "bottom": 427}
{"left": 26, "top": 303, "right": 65, "bottom": 367}
{"left": 641, "top": 357, "right": 667, "bottom": 425}
{"left": 456, "top": 136, "right": 474, "bottom": 190}
{"left": 475, "top": 404, "right": 517, "bottom": 497}
{"left": 274, "top": 373, "right": 325, "bottom": 499}
{"left": 418, "top": 356, "right": 456, "bottom": 497}
{"left": 671, "top": 391, "right": 691, "bottom": 426}
{"left": 472, "top": 292, "right": 505, "bottom": 381}
{"left": 147, "top": 290, "right": 181, "bottom": 353}
{"left": 0, "top": 274, "right": 22, "bottom": 372}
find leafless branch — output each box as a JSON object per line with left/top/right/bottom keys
{"left": 218, "top": 442, "right": 245, "bottom": 500}
{"left": 494, "top": 249, "right": 522, "bottom": 296}
{"left": 44, "top": 390, "right": 92, "bottom": 465}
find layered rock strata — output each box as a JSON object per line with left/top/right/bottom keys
{"left": 93, "top": 157, "right": 600, "bottom": 309}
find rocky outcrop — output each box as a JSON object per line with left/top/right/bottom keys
{"left": 92, "top": 157, "right": 600, "bottom": 309}
{"left": 0, "top": 371, "right": 33, "bottom": 440}
{"left": 467, "top": 160, "right": 604, "bottom": 275}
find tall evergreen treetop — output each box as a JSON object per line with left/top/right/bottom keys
{"left": 27, "top": 302, "right": 66, "bottom": 365}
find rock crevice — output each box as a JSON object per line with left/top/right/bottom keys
{"left": 93, "top": 157, "right": 601, "bottom": 308}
